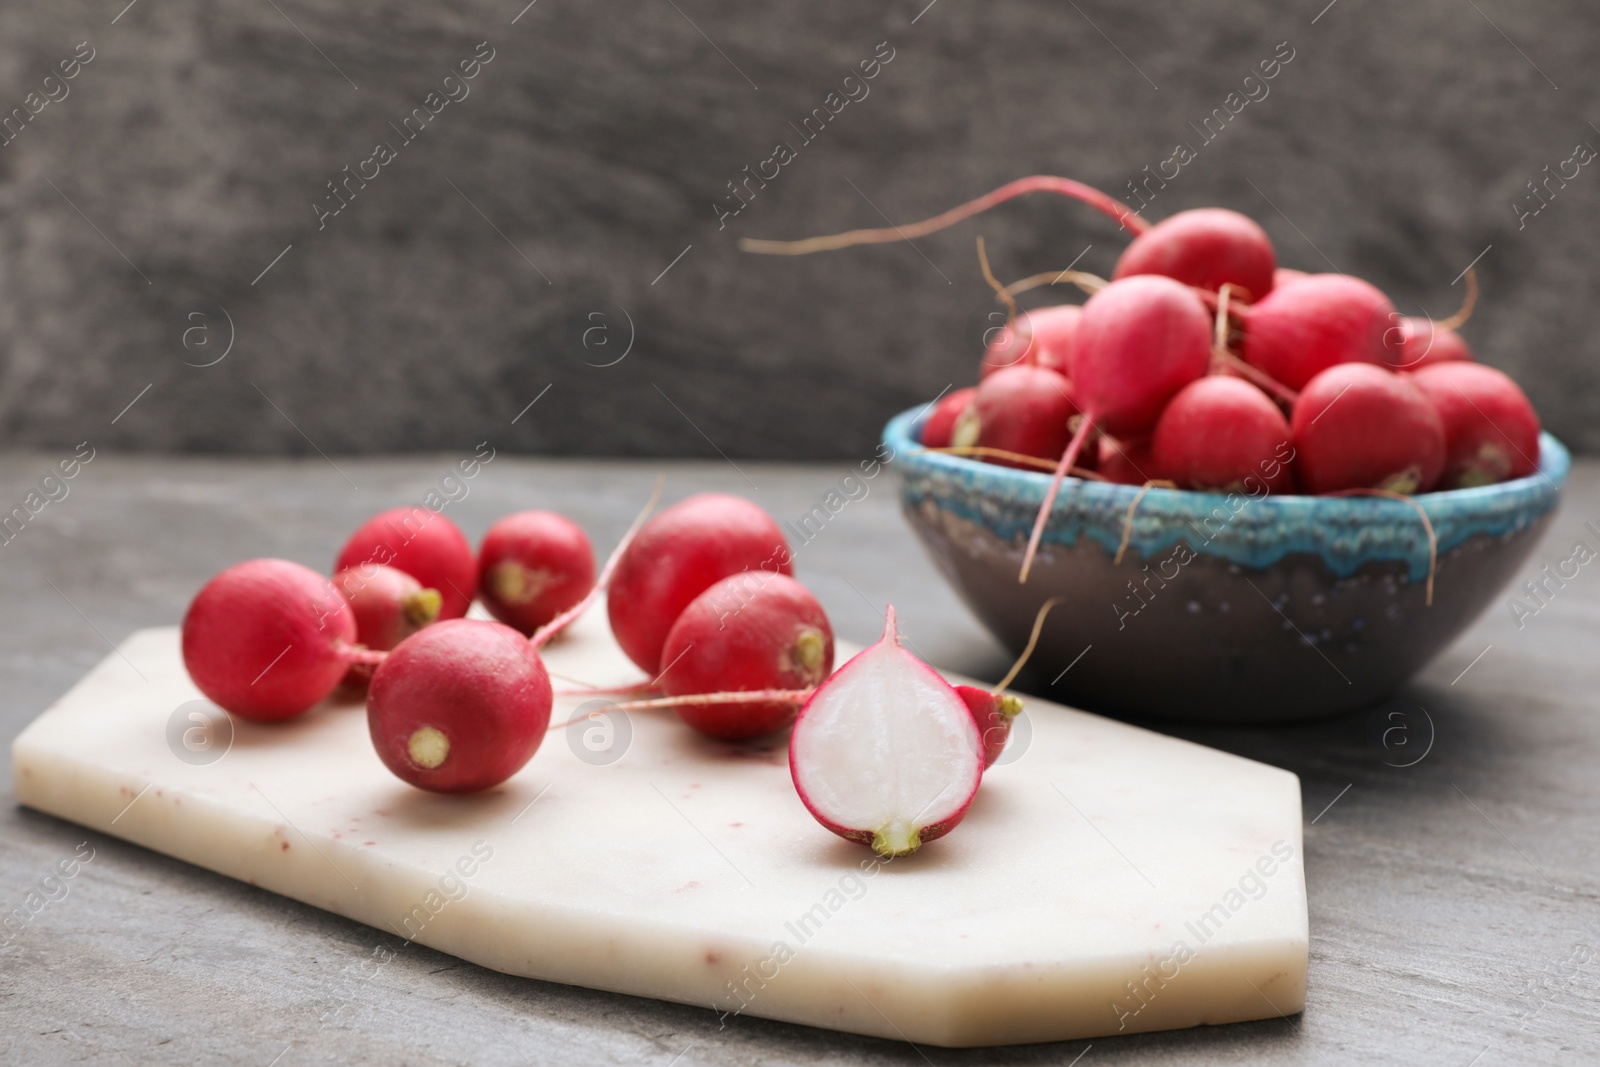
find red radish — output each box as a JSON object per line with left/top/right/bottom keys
{"left": 1273, "top": 267, "right": 1307, "bottom": 288}
{"left": 980, "top": 305, "right": 1081, "bottom": 379}
{"left": 182, "top": 559, "right": 369, "bottom": 722}
{"left": 1022, "top": 275, "right": 1212, "bottom": 579}
{"left": 367, "top": 619, "right": 553, "bottom": 793}
{"left": 335, "top": 508, "right": 477, "bottom": 620}
{"left": 952, "top": 365, "right": 1080, "bottom": 470}
{"left": 1151, "top": 377, "right": 1295, "bottom": 494}
{"left": 1243, "top": 274, "right": 1401, "bottom": 391}
{"left": 367, "top": 490, "right": 658, "bottom": 793}
{"left": 658, "top": 573, "right": 834, "bottom": 741}
{"left": 955, "top": 685, "right": 1024, "bottom": 769}
{"left": 1096, "top": 435, "right": 1160, "bottom": 486}
{"left": 920, "top": 388, "right": 977, "bottom": 449}
{"left": 1291, "top": 363, "right": 1446, "bottom": 494}
{"left": 607, "top": 493, "right": 793, "bottom": 674}
{"left": 1112, "top": 208, "right": 1277, "bottom": 301}
{"left": 1394, "top": 317, "right": 1473, "bottom": 371}
{"left": 789, "top": 607, "right": 983, "bottom": 857}
{"left": 477, "top": 511, "right": 597, "bottom": 635}
{"left": 334, "top": 564, "right": 441, "bottom": 651}
{"left": 333, "top": 563, "right": 441, "bottom": 688}
{"left": 1410, "top": 362, "right": 1541, "bottom": 488}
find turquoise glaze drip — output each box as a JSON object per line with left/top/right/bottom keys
{"left": 884, "top": 408, "right": 1570, "bottom": 582}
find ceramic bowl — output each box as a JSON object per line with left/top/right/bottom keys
{"left": 884, "top": 407, "right": 1569, "bottom": 723}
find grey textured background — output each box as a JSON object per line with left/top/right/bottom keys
{"left": 0, "top": 0, "right": 1594, "bottom": 460}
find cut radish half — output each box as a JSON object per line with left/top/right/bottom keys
{"left": 789, "top": 608, "right": 984, "bottom": 857}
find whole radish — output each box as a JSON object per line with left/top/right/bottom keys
{"left": 955, "top": 685, "right": 1024, "bottom": 769}
{"left": 1022, "top": 275, "right": 1212, "bottom": 578}
{"left": 658, "top": 573, "right": 834, "bottom": 741}
{"left": 1113, "top": 208, "right": 1277, "bottom": 301}
{"left": 980, "top": 305, "right": 1080, "bottom": 379}
{"left": 182, "top": 559, "right": 370, "bottom": 722}
{"left": 1096, "top": 435, "right": 1160, "bottom": 486}
{"left": 367, "top": 494, "right": 655, "bottom": 793}
{"left": 1394, "top": 317, "right": 1473, "bottom": 371}
{"left": 1291, "top": 363, "right": 1446, "bottom": 494}
{"left": 952, "top": 365, "right": 1080, "bottom": 470}
{"left": 1410, "top": 362, "right": 1541, "bottom": 488}
{"left": 477, "top": 511, "right": 596, "bottom": 635}
{"left": 920, "top": 387, "right": 976, "bottom": 449}
{"left": 1242, "top": 274, "right": 1401, "bottom": 391}
{"left": 607, "top": 493, "right": 793, "bottom": 674}
{"left": 1152, "top": 377, "right": 1295, "bottom": 494}
{"left": 334, "top": 563, "right": 441, "bottom": 652}
{"left": 367, "top": 619, "right": 553, "bottom": 793}
{"left": 336, "top": 508, "right": 477, "bottom": 620}
{"left": 789, "top": 607, "right": 983, "bottom": 857}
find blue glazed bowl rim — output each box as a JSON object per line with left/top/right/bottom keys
{"left": 884, "top": 405, "right": 1570, "bottom": 580}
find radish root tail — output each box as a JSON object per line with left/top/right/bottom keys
{"left": 993, "top": 596, "right": 1066, "bottom": 693}
{"left": 739, "top": 175, "right": 1151, "bottom": 256}
{"left": 915, "top": 445, "right": 1105, "bottom": 480}
{"left": 1326, "top": 488, "right": 1438, "bottom": 606}
{"left": 1114, "top": 479, "right": 1179, "bottom": 565}
{"left": 531, "top": 475, "right": 663, "bottom": 651}
{"left": 976, "top": 236, "right": 1021, "bottom": 328}
{"left": 1437, "top": 268, "right": 1479, "bottom": 332}
{"left": 1019, "top": 415, "right": 1096, "bottom": 584}
{"left": 1001, "top": 269, "right": 1109, "bottom": 300}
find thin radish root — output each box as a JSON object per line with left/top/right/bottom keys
{"left": 1324, "top": 489, "right": 1437, "bottom": 605}
{"left": 916, "top": 445, "right": 1104, "bottom": 480}
{"left": 1114, "top": 480, "right": 1179, "bottom": 565}
{"left": 1020, "top": 415, "right": 1096, "bottom": 583}
{"left": 530, "top": 476, "right": 662, "bottom": 651}
{"left": 993, "top": 596, "right": 1065, "bottom": 692}
{"left": 976, "top": 237, "right": 1020, "bottom": 327}
{"left": 1213, "top": 349, "right": 1300, "bottom": 405}
{"left": 1436, "top": 267, "right": 1478, "bottom": 332}
{"left": 739, "top": 175, "right": 1151, "bottom": 257}
{"left": 1001, "top": 270, "right": 1109, "bottom": 300}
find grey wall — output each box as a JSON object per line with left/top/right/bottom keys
{"left": 0, "top": 1, "right": 1595, "bottom": 460}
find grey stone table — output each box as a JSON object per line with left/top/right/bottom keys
{"left": 1, "top": 453, "right": 1596, "bottom": 1067}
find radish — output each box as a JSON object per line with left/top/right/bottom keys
{"left": 477, "top": 511, "right": 597, "bottom": 635}
{"left": 1242, "top": 274, "right": 1401, "bottom": 391}
{"left": 607, "top": 493, "right": 793, "bottom": 674}
{"left": 951, "top": 365, "right": 1080, "bottom": 470}
{"left": 979, "top": 305, "right": 1081, "bottom": 379}
{"left": 334, "top": 564, "right": 441, "bottom": 651}
{"left": 182, "top": 558, "right": 375, "bottom": 722}
{"left": 1096, "top": 434, "right": 1160, "bottom": 486}
{"left": 657, "top": 573, "right": 834, "bottom": 741}
{"left": 332, "top": 563, "right": 441, "bottom": 688}
{"left": 335, "top": 508, "right": 477, "bottom": 620}
{"left": 1291, "top": 363, "right": 1446, "bottom": 494}
{"left": 1021, "top": 274, "right": 1212, "bottom": 579}
{"left": 789, "top": 607, "right": 983, "bottom": 857}
{"left": 1274, "top": 267, "right": 1307, "bottom": 287}
{"left": 367, "top": 619, "right": 553, "bottom": 793}
{"left": 1395, "top": 317, "right": 1473, "bottom": 371}
{"left": 920, "top": 387, "right": 976, "bottom": 449}
{"left": 1151, "top": 377, "right": 1295, "bottom": 494}
{"left": 1112, "top": 208, "right": 1277, "bottom": 301}
{"left": 367, "top": 491, "right": 657, "bottom": 793}
{"left": 955, "top": 685, "right": 1024, "bottom": 769}
{"left": 1410, "top": 362, "right": 1541, "bottom": 488}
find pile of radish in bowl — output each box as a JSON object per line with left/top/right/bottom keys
{"left": 750, "top": 176, "right": 1569, "bottom": 722}
{"left": 179, "top": 494, "right": 1030, "bottom": 857}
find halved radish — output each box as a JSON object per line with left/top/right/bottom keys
{"left": 789, "top": 608, "right": 983, "bottom": 857}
